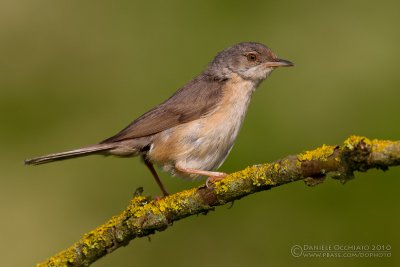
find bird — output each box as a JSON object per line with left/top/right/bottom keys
{"left": 25, "top": 42, "right": 293, "bottom": 196}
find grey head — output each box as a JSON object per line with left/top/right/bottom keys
{"left": 206, "top": 42, "right": 293, "bottom": 82}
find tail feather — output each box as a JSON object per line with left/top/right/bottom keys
{"left": 24, "top": 144, "right": 115, "bottom": 165}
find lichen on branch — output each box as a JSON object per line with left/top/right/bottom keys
{"left": 38, "top": 135, "right": 400, "bottom": 267}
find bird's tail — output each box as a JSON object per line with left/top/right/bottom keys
{"left": 24, "top": 143, "right": 115, "bottom": 165}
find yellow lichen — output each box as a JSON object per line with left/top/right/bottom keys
{"left": 298, "top": 144, "right": 335, "bottom": 162}
{"left": 213, "top": 164, "right": 272, "bottom": 194}
{"left": 343, "top": 135, "right": 372, "bottom": 150}
{"left": 37, "top": 246, "right": 77, "bottom": 266}
{"left": 214, "top": 174, "right": 235, "bottom": 194}
{"left": 246, "top": 164, "right": 275, "bottom": 187}
{"left": 130, "top": 189, "right": 197, "bottom": 218}
{"left": 273, "top": 163, "right": 280, "bottom": 173}
{"left": 279, "top": 159, "right": 290, "bottom": 172}
{"left": 295, "top": 159, "right": 302, "bottom": 168}
{"left": 163, "top": 189, "right": 194, "bottom": 212}
{"left": 371, "top": 139, "right": 393, "bottom": 153}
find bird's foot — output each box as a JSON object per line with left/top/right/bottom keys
{"left": 206, "top": 173, "right": 227, "bottom": 188}
{"left": 154, "top": 195, "right": 166, "bottom": 201}
{"left": 174, "top": 164, "right": 227, "bottom": 188}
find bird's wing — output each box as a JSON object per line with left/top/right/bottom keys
{"left": 100, "top": 75, "right": 225, "bottom": 143}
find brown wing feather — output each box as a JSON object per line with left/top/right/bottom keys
{"left": 100, "top": 74, "right": 226, "bottom": 143}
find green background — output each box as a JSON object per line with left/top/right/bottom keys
{"left": 1, "top": 0, "right": 399, "bottom": 266}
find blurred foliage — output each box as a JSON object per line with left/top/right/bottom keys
{"left": 1, "top": 0, "right": 399, "bottom": 266}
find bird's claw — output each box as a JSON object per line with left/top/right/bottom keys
{"left": 206, "top": 175, "right": 226, "bottom": 188}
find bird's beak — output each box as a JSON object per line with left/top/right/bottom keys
{"left": 265, "top": 58, "right": 294, "bottom": 68}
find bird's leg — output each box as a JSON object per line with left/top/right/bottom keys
{"left": 175, "top": 164, "right": 227, "bottom": 188}
{"left": 143, "top": 156, "right": 169, "bottom": 197}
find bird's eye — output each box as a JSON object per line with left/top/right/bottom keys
{"left": 246, "top": 53, "right": 258, "bottom": 62}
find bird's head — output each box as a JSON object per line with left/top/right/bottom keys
{"left": 208, "top": 42, "right": 293, "bottom": 82}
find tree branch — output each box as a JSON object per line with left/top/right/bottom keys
{"left": 38, "top": 135, "right": 400, "bottom": 267}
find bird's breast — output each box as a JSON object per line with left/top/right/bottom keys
{"left": 149, "top": 75, "right": 257, "bottom": 177}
